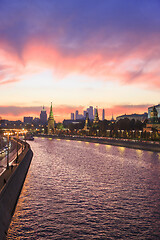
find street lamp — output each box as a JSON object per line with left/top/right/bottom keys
{"left": 139, "top": 130, "right": 142, "bottom": 140}
{"left": 23, "top": 130, "right": 27, "bottom": 149}
{"left": 4, "top": 132, "right": 10, "bottom": 169}
{"left": 15, "top": 131, "right": 19, "bottom": 163}
{"left": 132, "top": 130, "right": 135, "bottom": 139}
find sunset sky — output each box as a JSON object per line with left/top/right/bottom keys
{"left": 0, "top": 0, "right": 160, "bottom": 121}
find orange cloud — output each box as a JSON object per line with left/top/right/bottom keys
{"left": 0, "top": 104, "right": 150, "bottom": 122}
{"left": 0, "top": 34, "right": 160, "bottom": 89}
{"left": 103, "top": 104, "right": 149, "bottom": 120}
{"left": 22, "top": 38, "right": 160, "bottom": 89}
{"left": 0, "top": 105, "right": 84, "bottom": 122}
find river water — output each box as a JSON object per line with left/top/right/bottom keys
{"left": 7, "top": 138, "right": 160, "bottom": 239}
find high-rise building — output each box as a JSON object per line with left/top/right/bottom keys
{"left": 40, "top": 106, "right": 47, "bottom": 125}
{"left": 77, "top": 114, "right": 85, "bottom": 120}
{"left": 102, "top": 109, "right": 105, "bottom": 121}
{"left": 75, "top": 110, "right": 79, "bottom": 120}
{"left": 71, "top": 113, "right": 74, "bottom": 120}
{"left": 87, "top": 106, "right": 93, "bottom": 120}
{"left": 83, "top": 111, "right": 87, "bottom": 118}
{"left": 48, "top": 102, "right": 55, "bottom": 134}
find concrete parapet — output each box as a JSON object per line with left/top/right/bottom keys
{"left": 0, "top": 144, "right": 33, "bottom": 239}
{"left": 38, "top": 134, "right": 160, "bottom": 152}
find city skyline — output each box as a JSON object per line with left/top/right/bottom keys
{"left": 0, "top": 0, "right": 160, "bottom": 121}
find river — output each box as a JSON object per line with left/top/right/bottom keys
{"left": 7, "top": 137, "right": 160, "bottom": 239}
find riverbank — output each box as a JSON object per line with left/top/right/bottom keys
{"left": 0, "top": 141, "right": 33, "bottom": 239}
{"left": 37, "top": 134, "right": 160, "bottom": 152}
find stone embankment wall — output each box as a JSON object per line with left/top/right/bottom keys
{"left": 0, "top": 144, "right": 33, "bottom": 239}
{"left": 45, "top": 134, "right": 160, "bottom": 152}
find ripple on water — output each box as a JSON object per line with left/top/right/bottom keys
{"left": 7, "top": 138, "right": 160, "bottom": 239}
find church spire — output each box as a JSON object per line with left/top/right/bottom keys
{"left": 49, "top": 102, "right": 54, "bottom": 119}
{"left": 48, "top": 102, "right": 55, "bottom": 134}
{"left": 93, "top": 107, "right": 99, "bottom": 123}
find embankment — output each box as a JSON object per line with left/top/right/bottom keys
{"left": 41, "top": 134, "right": 160, "bottom": 152}
{"left": 0, "top": 143, "right": 33, "bottom": 239}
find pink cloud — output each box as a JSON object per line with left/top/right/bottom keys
{"left": 0, "top": 104, "right": 150, "bottom": 122}
{"left": 102, "top": 104, "right": 149, "bottom": 120}
{"left": 0, "top": 105, "right": 84, "bottom": 122}
{"left": 23, "top": 38, "right": 160, "bottom": 89}
{"left": 0, "top": 34, "right": 160, "bottom": 89}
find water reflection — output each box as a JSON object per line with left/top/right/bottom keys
{"left": 7, "top": 138, "right": 160, "bottom": 239}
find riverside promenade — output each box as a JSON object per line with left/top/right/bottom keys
{"left": 38, "top": 134, "right": 160, "bottom": 152}
{"left": 0, "top": 140, "right": 27, "bottom": 191}
{"left": 0, "top": 138, "right": 22, "bottom": 176}
{"left": 0, "top": 140, "right": 33, "bottom": 239}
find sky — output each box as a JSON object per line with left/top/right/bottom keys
{"left": 0, "top": 0, "right": 160, "bottom": 122}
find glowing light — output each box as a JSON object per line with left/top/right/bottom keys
{"left": 95, "top": 143, "right": 99, "bottom": 146}
{"left": 136, "top": 149, "right": 142, "bottom": 156}
{"left": 118, "top": 146, "right": 125, "bottom": 153}
{"left": 106, "top": 145, "right": 111, "bottom": 149}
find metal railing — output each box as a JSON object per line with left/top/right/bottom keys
{"left": 0, "top": 138, "right": 26, "bottom": 176}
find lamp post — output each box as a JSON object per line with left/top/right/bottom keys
{"left": 121, "top": 130, "right": 124, "bottom": 138}
{"left": 4, "top": 132, "right": 10, "bottom": 169}
{"left": 139, "top": 130, "right": 142, "bottom": 140}
{"left": 132, "top": 130, "right": 135, "bottom": 139}
{"left": 16, "top": 131, "right": 19, "bottom": 163}
{"left": 24, "top": 130, "right": 27, "bottom": 149}
{"left": 150, "top": 130, "right": 152, "bottom": 140}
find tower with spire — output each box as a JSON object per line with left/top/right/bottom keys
{"left": 150, "top": 106, "right": 158, "bottom": 124}
{"left": 93, "top": 107, "right": 99, "bottom": 124}
{"left": 48, "top": 102, "right": 55, "bottom": 134}
{"left": 83, "top": 112, "right": 90, "bottom": 130}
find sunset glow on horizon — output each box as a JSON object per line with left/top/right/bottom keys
{"left": 0, "top": 0, "right": 160, "bottom": 122}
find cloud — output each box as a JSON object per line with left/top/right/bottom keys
{"left": 103, "top": 104, "right": 150, "bottom": 119}
{"left": 0, "top": 104, "right": 150, "bottom": 122}
{"left": 0, "top": 0, "right": 160, "bottom": 88}
{"left": 0, "top": 106, "right": 42, "bottom": 116}
{"left": 0, "top": 104, "right": 84, "bottom": 121}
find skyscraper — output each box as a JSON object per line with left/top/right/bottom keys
{"left": 75, "top": 110, "right": 79, "bottom": 120}
{"left": 40, "top": 106, "right": 47, "bottom": 125}
{"left": 48, "top": 102, "right": 55, "bottom": 134}
{"left": 71, "top": 113, "right": 74, "bottom": 120}
{"left": 87, "top": 106, "right": 93, "bottom": 120}
{"left": 102, "top": 109, "right": 105, "bottom": 121}
{"left": 83, "top": 111, "right": 87, "bottom": 118}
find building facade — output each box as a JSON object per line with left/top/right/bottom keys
{"left": 40, "top": 106, "right": 47, "bottom": 125}
{"left": 148, "top": 104, "right": 160, "bottom": 118}
{"left": 87, "top": 106, "right": 94, "bottom": 120}
{"left": 71, "top": 113, "right": 74, "bottom": 120}
{"left": 23, "top": 117, "right": 33, "bottom": 124}
{"left": 116, "top": 113, "right": 148, "bottom": 122}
